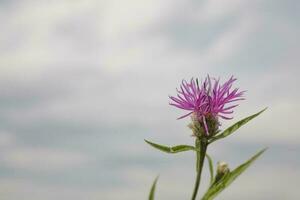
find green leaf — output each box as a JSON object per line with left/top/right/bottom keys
{"left": 201, "top": 148, "right": 267, "bottom": 200}
{"left": 206, "top": 153, "right": 214, "bottom": 185}
{"left": 149, "top": 176, "right": 159, "bottom": 200}
{"left": 209, "top": 108, "right": 267, "bottom": 143}
{"left": 144, "top": 139, "right": 195, "bottom": 154}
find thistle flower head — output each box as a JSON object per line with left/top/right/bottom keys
{"left": 169, "top": 75, "right": 244, "bottom": 136}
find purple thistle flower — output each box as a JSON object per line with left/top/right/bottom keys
{"left": 169, "top": 78, "right": 206, "bottom": 119}
{"left": 169, "top": 75, "right": 244, "bottom": 136}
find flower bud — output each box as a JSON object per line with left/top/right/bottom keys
{"left": 217, "top": 162, "right": 230, "bottom": 174}
{"left": 215, "top": 161, "right": 230, "bottom": 183}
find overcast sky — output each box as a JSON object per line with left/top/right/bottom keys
{"left": 0, "top": 0, "right": 299, "bottom": 199}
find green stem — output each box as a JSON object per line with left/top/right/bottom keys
{"left": 191, "top": 139, "right": 208, "bottom": 200}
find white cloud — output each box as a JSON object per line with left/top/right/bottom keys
{"left": 190, "top": 0, "right": 258, "bottom": 23}
{"left": 100, "top": 0, "right": 181, "bottom": 40}
{"left": 0, "top": 131, "right": 15, "bottom": 147}
{"left": 203, "top": 15, "right": 258, "bottom": 63}
{"left": 0, "top": 178, "right": 102, "bottom": 200}
{"left": 1, "top": 147, "right": 90, "bottom": 171}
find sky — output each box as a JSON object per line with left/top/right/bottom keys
{"left": 0, "top": 0, "right": 299, "bottom": 199}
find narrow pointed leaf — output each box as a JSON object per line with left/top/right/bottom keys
{"left": 209, "top": 108, "right": 267, "bottom": 143}
{"left": 145, "top": 139, "right": 195, "bottom": 154}
{"left": 202, "top": 148, "right": 267, "bottom": 200}
{"left": 206, "top": 153, "right": 214, "bottom": 185}
{"left": 149, "top": 176, "right": 159, "bottom": 200}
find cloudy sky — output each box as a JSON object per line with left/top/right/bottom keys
{"left": 0, "top": 0, "right": 299, "bottom": 199}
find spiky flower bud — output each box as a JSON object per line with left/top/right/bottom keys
{"left": 215, "top": 162, "right": 230, "bottom": 183}
{"left": 188, "top": 113, "right": 219, "bottom": 138}
{"left": 188, "top": 113, "right": 205, "bottom": 137}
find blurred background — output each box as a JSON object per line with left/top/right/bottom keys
{"left": 0, "top": 0, "right": 299, "bottom": 199}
